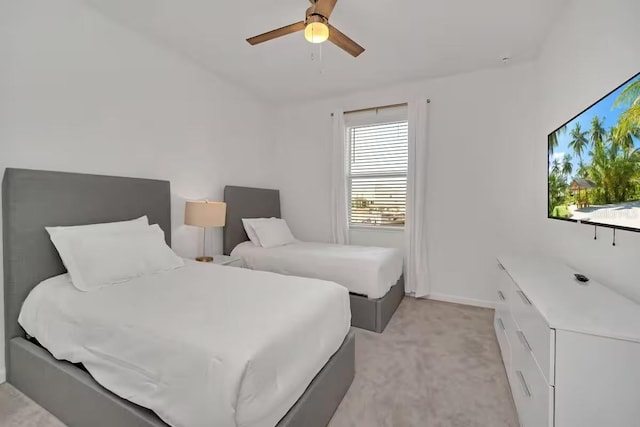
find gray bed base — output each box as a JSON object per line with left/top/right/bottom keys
{"left": 224, "top": 185, "right": 405, "bottom": 333}
{"left": 8, "top": 332, "right": 355, "bottom": 427}
{"left": 3, "top": 168, "right": 354, "bottom": 427}
{"left": 350, "top": 275, "right": 404, "bottom": 333}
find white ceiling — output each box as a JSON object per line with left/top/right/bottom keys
{"left": 84, "top": 0, "right": 566, "bottom": 103}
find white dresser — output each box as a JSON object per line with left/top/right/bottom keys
{"left": 495, "top": 255, "right": 640, "bottom": 427}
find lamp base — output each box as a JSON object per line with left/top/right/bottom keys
{"left": 195, "top": 256, "right": 214, "bottom": 263}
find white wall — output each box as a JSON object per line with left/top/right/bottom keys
{"left": 0, "top": 0, "right": 276, "bottom": 380}
{"left": 529, "top": 0, "right": 640, "bottom": 302}
{"left": 275, "top": 62, "right": 539, "bottom": 307}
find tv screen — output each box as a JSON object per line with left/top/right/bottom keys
{"left": 548, "top": 72, "right": 640, "bottom": 231}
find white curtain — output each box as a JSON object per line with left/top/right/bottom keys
{"left": 405, "top": 99, "right": 430, "bottom": 297}
{"left": 330, "top": 110, "right": 350, "bottom": 245}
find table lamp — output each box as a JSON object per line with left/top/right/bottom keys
{"left": 185, "top": 200, "right": 226, "bottom": 262}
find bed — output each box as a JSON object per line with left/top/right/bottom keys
{"left": 232, "top": 241, "right": 402, "bottom": 300}
{"left": 223, "top": 185, "right": 405, "bottom": 333}
{"left": 2, "top": 168, "right": 355, "bottom": 427}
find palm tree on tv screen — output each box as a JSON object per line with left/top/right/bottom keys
{"left": 569, "top": 122, "right": 589, "bottom": 159}
{"left": 548, "top": 124, "right": 567, "bottom": 157}
{"left": 562, "top": 154, "right": 573, "bottom": 176}
{"left": 590, "top": 116, "right": 607, "bottom": 150}
{"left": 548, "top": 171, "right": 567, "bottom": 216}
{"left": 577, "top": 159, "right": 588, "bottom": 177}
{"left": 586, "top": 126, "right": 640, "bottom": 205}
{"left": 611, "top": 124, "right": 639, "bottom": 153}
{"left": 614, "top": 79, "right": 640, "bottom": 135}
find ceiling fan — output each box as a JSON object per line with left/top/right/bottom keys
{"left": 246, "top": 0, "right": 365, "bottom": 57}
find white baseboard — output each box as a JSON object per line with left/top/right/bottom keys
{"left": 426, "top": 293, "right": 495, "bottom": 309}
{"left": 0, "top": 367, "right": 6, "bottom": 384}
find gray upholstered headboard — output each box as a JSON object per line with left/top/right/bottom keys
{"left": 223, "top": 186, "right": 281, "bottom": 255}
{"left": 2, "top": 168, "right": 171, "bottom": 367}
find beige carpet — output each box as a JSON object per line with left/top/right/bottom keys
{"left": 0, "top": 298, "right": 518, "bottom": 427}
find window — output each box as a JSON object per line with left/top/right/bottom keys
{"left": 346, "top": 108, "right": 408, "bottom": 228}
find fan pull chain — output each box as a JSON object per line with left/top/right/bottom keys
{"left": 310, "top": 45, "right": 324, "bottom": 73}
{"left": 612, "top": 228, "right": 616, "bottom": 247}
{"left": 594, "top": 226, "right": 597, "bottom": 240}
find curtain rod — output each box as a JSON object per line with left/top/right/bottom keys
{"left": 331, "top": 99, "right": 431, "bottom": 116}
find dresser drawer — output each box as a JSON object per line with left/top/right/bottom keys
{"left": 497, "top": 261, "right": 513, "bottom": 309}
{"left": 509, "top": 327, "right": 555, "bottom": 427}
{"left": 495, "top": 311, "right": 516, "bottom": 382}
{"left": 496, "top": 263, "right": 514, "bottom": 376}
{"left": 506, "top": 273, "right": 556, "bottom": 385}
{"left": 495, "top": 313, "right": 510, "bottom": 373}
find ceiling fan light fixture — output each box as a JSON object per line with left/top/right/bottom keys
{"left": 246, "top": 0, "right": 365, "bottom": 57}
{"left": 304, "top": 20, "right": 329, "bottom": 44}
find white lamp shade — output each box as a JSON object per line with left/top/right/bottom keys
{"left": 185, "top": 201, "right": 226, "bottom": 228}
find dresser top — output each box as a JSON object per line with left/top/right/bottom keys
{"left": 498, "top": 255, "right": 640, "bottom": 343}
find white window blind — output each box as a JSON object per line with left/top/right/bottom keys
{"left": 346, "top": 109, "right": 408, "bottom": 228}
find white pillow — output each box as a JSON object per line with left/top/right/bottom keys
{"left": 252, "top": 218, "right": 296, "bottom": 248}
{"left": 242, "top": 218, "right": 262, "bottom": 246}
{"left": 242, "top": 217, "right": 277, "bottom": 246}
{"left": 48, "top": 224, "right": 184, "bottom": 292}
{"left": 46, "top": 216, "right": 149, "bottom": 237}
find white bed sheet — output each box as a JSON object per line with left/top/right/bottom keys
{"left": 231, "top": 241, "right": 403, "bottom": 299}
{"left": 18, "top": 260, "right": 351, "bottom": 427}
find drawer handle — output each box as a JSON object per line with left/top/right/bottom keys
{"left": 516, "top": 370, "right": 532, "bottom": 398}
{"left": 516, "top": 330, "right": 532, "bottom": 352}
{"left": 497, "top": 318, "right": 505, "bottom": 331}
{"left": 517, "top": 290, "right": 532, "bottom": 305}
{"left": 497, "top": 290, "right": 506, "bottom": 301}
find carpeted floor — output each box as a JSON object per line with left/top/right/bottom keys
{"left": 0, "top": 298, "right": 518, "bottom": 427}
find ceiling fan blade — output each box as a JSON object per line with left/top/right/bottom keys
{"left": 328, "top": 24, "right": 365, "bottom": 57}
{"left": 314, "top": 0, "right": 338, "bottom": 18}
{"left": 247, "top": 21, "right": 306, "bottom": 45}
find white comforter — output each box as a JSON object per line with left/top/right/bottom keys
{"left": 232, "top": 241, "right": 403, "bottom": 299}
{"left": 18, "top": 260, "right": 351, "bottom": 427}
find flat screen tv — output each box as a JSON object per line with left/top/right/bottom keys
{"left": 548, "top": 72, "right": 640, "bottom": 232}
